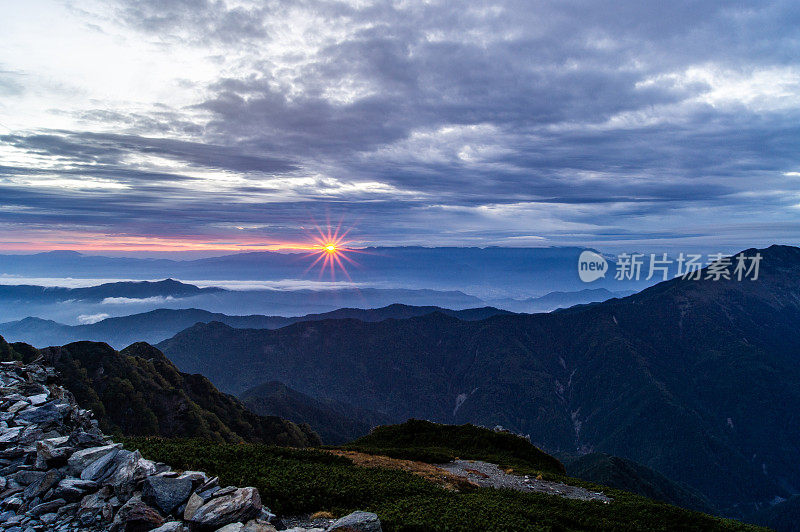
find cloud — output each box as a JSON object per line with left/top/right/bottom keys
{"left": 77, "top": 313, "right": 110, "bottom": 324}
{"left": 101, "top": 296, "right": 176, "bottom": 305}
{"left": 0, "top": 0, "right": 799, "bottom": 249}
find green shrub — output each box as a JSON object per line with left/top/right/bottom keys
{"left": 125, "top": 438, "right": 764, "bottom": 532}
{"left": 344, "top": 419, "right": 566, "bottom": 476}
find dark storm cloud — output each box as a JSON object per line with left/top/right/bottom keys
{"left": 1, "top": 132, "right": 297, "bottom": 174}
{"left": 5, "top": 0, "right": 800, "bottom": 246}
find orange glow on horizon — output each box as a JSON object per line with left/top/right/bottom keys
{"left": 0, "top": 231, "right": 354, "bottom": 254}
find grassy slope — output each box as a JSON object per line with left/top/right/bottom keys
{"left": 126, "top": 438, "right": 766, "bottom": 532}
{"left": 343, "top": 419, "right": 566, "bottom": 476}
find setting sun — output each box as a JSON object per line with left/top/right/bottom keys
{"left": 302, "top": 223, "right": 363, "bottom": 280}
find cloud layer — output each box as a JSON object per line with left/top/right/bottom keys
{"left": 1, "top": 0, "right": 799, "bottom": 252}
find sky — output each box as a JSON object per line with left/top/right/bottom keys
{"left": 1, "top": 0, "right": 799, "bottom": 254}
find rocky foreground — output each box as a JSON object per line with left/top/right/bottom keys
{"left": 0, "top": 360, "right": 381, "bottom": 532}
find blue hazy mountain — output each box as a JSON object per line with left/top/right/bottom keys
{"left": 0, "top": 303, "right": 512, "bottom": 348}
{"left": 156, "top": 245, "right": 800, "bottom": 516}
{"left": 0, "top": 278, "right": 223, "bottom": 302}
{"left": 0, "top": 278, "right": 488, "bottom": 323}
{"left": 489, "top": 288, "right": 636, "bottom": 312}
{"left": 0, "top": 247, "right": 657, "bottom": 297}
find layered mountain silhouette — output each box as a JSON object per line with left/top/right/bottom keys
{"left": 0, "top": 335, "right": 319, "bottom": 447}
{"left": 0, "top": 247, "right": 655, "bottom": 294}
{"left": 489, "top": 288, "right": 635, "bottom": 313}
{"left": 0, "top": 278, "right": 222, "bottom": 302}
{"left": 0, "top": 277, "right": 490, "bottom": 323}
{"left": 157, "top": 245, "right": 800, "bottom": 516}
{"left": 0, "top": 304, "right": 511, "bottom": 348}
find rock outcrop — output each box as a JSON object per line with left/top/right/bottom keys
{"left": 0, "top": 360, "right": 274, "bottom": 532}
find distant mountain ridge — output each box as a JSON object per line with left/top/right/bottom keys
{"left": 156, "top": 245, "right": 800, "bottom": 516}
{"left": 0, "top": 276, "right": 490, "bottom": 323}
{"left": 490, "top": 288, "right": 635, "bottom": 312}
{"left": 0, "top": 246, "right": 657, "bottom": 296}
{"left": 0, "top": 278, "right": 222, "bottom": 302}
{"left": 0, "top": 303, "right": 512, "bottom": 348}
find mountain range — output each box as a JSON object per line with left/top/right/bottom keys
{"left": 491, "top": 287, "right": 636, "bottom": 312}
{"left": 0, "top": 335, "right": 319, "bottom": 447}
{"left": 0, "top": 303, "right": 511, "bottom": 348}
{"left": 0, "top": 246, "right": 658, "bottom": 298}
{"left": 155, "top": 245, "right": 800, "bottom": 517}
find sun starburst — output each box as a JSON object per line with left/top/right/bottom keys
{"left": 302, "top": 222, "right": 360, "bottom": 280}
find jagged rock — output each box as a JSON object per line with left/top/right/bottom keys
{"left": 183, "top": 493, "right": 204, "bottom": 520}
{"left": 7, "top": 401, "right": 28, "bottom": 414}
{"left": 121, "top": 500, "right": 165, "bottom": 532}
{"left": 23, "top": 468, "right": 63, "bottom": 499}
{"left": 0, "top": 426, "right": 22, "bottom": 442}
{"left": 152, "top": 522, "right": 187, "bottom": 532}
{"left": 36, "top": 435, "right": 73, "bottom": 467}
{"left": 79, "top": 488, "right": 110, "bottom": 519}
{"left": 142, "top": 476, "right": 193, "bottom": 515}
{"left": 8, "top": 469, "right": 46, "bottom": 487}
{"left": 211, "top": 486, "right": 237, "bottom": 498}
{"left": 28, "top": 497, "right": 66, "bottom": 516}
{"left": 28, "top": 393, "right": 49, "bottom": 405}
{"left": 196, "top": 476, "right": 219, "bottom": 493}
{"left": 0, "top": 360, "right": 287, "bottom": 532}
{"left": 325, "top": 511, "right": 382, "bottom": 532}
{"left": 177, "top": 471, "right": 208, "bottom": 488}
{"left": 67, "top": 443, "right": 122, "bottom": 476}
{"left": 242, "top": 519, "right": 278, "bottom": 532}
{"left": 81, "top": 446, "right": 123, "bottom": 482}
{"left": 67, "top": 430, "right": 106, "bottom": 449}
{"left": 195, "top": 485, "right": 220, "bottom": 501}
{"left": 55, "top": 477, "right": 99, "bottom": 501}
{"left": 113, "top": 451, "right": 157, "bottom": 498}
{"left": 16, "top": 402, "right": 67, "bottom": 425}
{"left": 216, "top": 524, "right": 244, "bottom": 532}
{"left": 4, "top": 495, "right": 22, "bottom": 509}
{"left": 187, "top": 487, "right": 262, "bottom": 530}
{"left": 16, "top": 425, "right": 44, "bottom": 445}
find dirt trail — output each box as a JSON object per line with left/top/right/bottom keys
{"left": 439, "top": 459, "right": 612, "bottom": 503}
{"left": 326, "top": 450, "right": 478, "bottom": 491}
{"left": 327, "top": 450, "right": 612, "bottom": 503}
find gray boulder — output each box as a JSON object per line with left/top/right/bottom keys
{"left": 23, "top": 469, "right": 63, "bottom": 499}
{"left": 151, "top": 522, "right": 187, "bottom": 532}
{"left": 35, "top": 435, "right": 73, "bottom": 467}
{"left": 28, "top": 498, "right": 66, "bottom": 516}
{"left": 55, "top": 477, "right": 99, "bottom": 501}
{"left": 80, "top": 446, "right": 122, "bottom": 482}
{"left": 142, "top": 475, "right": 194, "bottom": 515}
{"left": 119, "top": 500, "right": 165, "bottom": 532}
{"left": 325, "top": 511, "right": 382, "bottom": 532}
{"left": 187, "top": 487, "right": 261, "bottom": 530}
{"left": 16, "top": 402, "right": 66, "bottom": 425}
{"left": 67, "top": 443, "right": 121, "bottom": 476}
